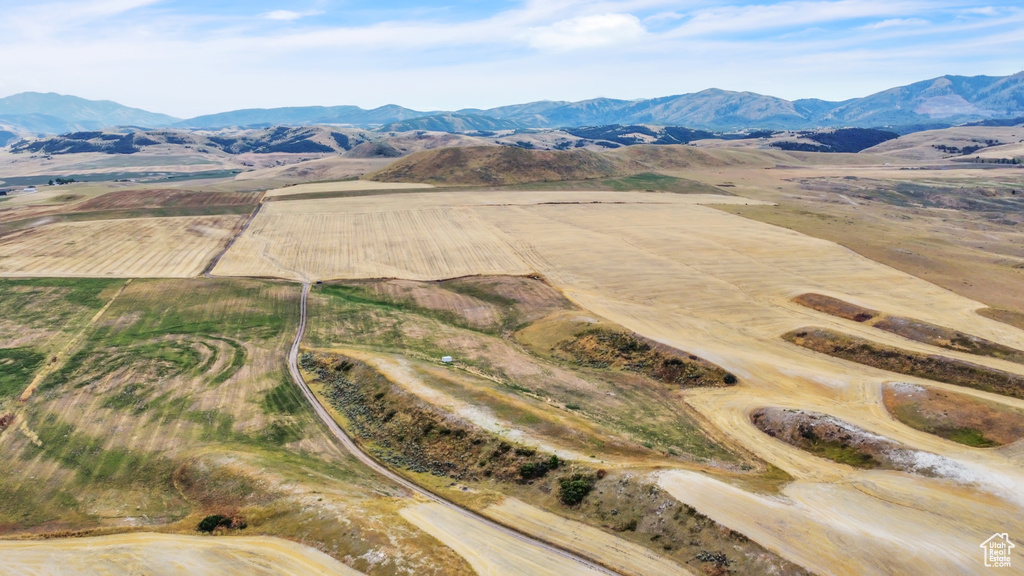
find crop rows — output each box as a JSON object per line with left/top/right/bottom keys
{"left": 0, "top": 216, "right": 243, "bottom": 277}
{"left": 214, "top": 204, "right": 531, "bottom": 281}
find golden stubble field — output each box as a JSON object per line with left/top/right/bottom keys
{"left": 0, "top": 215, "right": 244, "bottom": 277}
{"left": 0, "top": 533, "right": 367, "bottom": 576}
{"left": 213, "top": 189, "right": 1024, "bottom": 575}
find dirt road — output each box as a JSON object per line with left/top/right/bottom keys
{"left": 287, "top": 283, "right": 623, "bottom": 576}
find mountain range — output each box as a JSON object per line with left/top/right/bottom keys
{"left": 1, "top": 73, "right": 1022, "bottom": 136}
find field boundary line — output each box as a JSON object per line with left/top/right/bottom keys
{"left": 18, "top": 278, "right": 133, "bottom": 402}
{"left": 203, "top": 201, "right": 264, "bottom": 278}
{"left": 286, "top": 282, "right": 627, "bottom": 576}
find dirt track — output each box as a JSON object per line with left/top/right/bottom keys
{"left": 286, "top": 284, "right": 624, "bottom": 576}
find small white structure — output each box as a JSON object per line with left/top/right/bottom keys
{"left": 22, "top": 186, "right": 36, "bottom": 193}
{"left": 441, "top": 356, "right": 453, "bottom": 364}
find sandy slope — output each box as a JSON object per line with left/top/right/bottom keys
{"left": 0, "top": 533, "right": 365, "bottom": 576}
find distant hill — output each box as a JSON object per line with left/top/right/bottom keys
{"left": 0, "top": 92, "right": 178, "bottom": 133}
{"left": 174, "top": 104, "right": 434, "bottom": 129}
{"left": 8, "top": 126, "right": 361, "bottom": 156}
{"left": 379, "top": 114, "right": 522, "bottom": 133}
{"left": 368, "top": 146, "right": 629, "bottom": 186}
{"left": 2, "top": 73, "right": 1023, "bottom": 135}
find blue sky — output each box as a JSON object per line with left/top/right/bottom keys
{"left": 0, "top": 0, "right": 1021, "bottom": 117}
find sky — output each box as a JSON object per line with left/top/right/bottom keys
{"left": 0, "top": 0, "right": 1022, "bottom": 118}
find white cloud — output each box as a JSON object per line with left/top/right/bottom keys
{"left": 264, "top": 9, "right": 321, "bottom": 21}
{"left": 962, "top": 6, "right": 998, "bottom": 16}
{"left": 862, "top": 17, "right": 929, "bottom": 29}
{"left": 525, "top": 13, "right": 647, "bottom": 50}
{"left": 668, "top": 0, "right": 933, "bottom": 37}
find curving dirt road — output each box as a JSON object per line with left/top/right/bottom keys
{"left": 286, "top": 283, "right": 624, "bottom": 576}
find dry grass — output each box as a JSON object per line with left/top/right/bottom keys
{"left": 0, "top": 533, "right": 367, "bottom": 576}
{"left": 368, "top": 146, "right": 629, "bottom": 186}
{"left": 0, "top": 216, "right": 243, "bottom": 277}
{"left": 882, "top": 382, "right": 1024, "bottom": 447}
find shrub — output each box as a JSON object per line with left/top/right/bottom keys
{"left": 559, "top": 474, "right": 595, "bottom": 506}
{"left": 197, "top": 514, "right": 232, "bottom": 532}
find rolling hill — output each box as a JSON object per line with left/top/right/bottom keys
{"left": 0, "top": 92, "right": 179, "bottom": 133}
{"left": 2, "top": 73, "right": 1023, "bottom": 135}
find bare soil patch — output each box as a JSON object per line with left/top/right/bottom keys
{"left": 882, "top": 382, "right": 1024, "bottom": 447}
{"left": 784, "top": 328, "right": 1024, "bottom": 399}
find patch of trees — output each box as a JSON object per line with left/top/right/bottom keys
{"left": 108, "top": 134, "right": 138, "bottom": 154}
{"left": 206, "top": 128, "right": 335, "bottom": 154}
{"left": 933, "top": 144, "right": 985, "bottom": 155}
{"left": 654, "top": 126, "right": 716, "bottom": 144}
{"left": 771, "top": 128, "right": 898, "bottom": 153}
{"left": 48, "top": 177, "right": 78, "bottom": 185}
{"left": 805, "top": 128, "right": 898, "bottom": 152}
{"left": 564, "top": 125, "right": 657, "bottom": 145}
{"left": 61, "top": 131, "right": 103, "bottom": 140}
{"left": 770, "top": 141, "right": 831, "bottom": 152}
{"left": 14, "top": 138, "right": 104, "bottom": 154}
{"left": 965, "top": 117, "right": 1024, "bottom": 127}
{"left": 330, "top": 132, "right": 351, "bottom": 150}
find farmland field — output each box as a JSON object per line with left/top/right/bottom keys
{"left": 0, "top": 277, "right": 475, "bottom": 576}
{"left": 216, "top": 185, "right": 1024, "bottom": 575}
{"left": 212, "top": 191, "right": 765, "bottom": 281}
{"left": 3, "top": 138, "right": 1024, "bottom": 576}
{"left": 75, "top": 188, "right": 263, "bottom": 211}
{"left": 0, "top": 215, "right": 244, "bottom": 277}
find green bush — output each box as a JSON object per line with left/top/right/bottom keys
{"left": 559, "top": 474, "right": 595, "bottom": 506}
{"left": 197, "top": 514, "right": 232, "bottom": 532}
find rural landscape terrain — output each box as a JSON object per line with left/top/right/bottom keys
{"left": 1, "top": 76, "right": 1023, "bottom": 576}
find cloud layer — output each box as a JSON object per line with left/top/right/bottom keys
{"left": 0, "top": 0, "right": 1020, "bottom": 116}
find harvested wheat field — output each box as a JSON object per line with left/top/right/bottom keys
{"left": 215, "top": 188, "right": 1024, "bottom": 575}
{"left": 0, "top": 533, "right": 366, "bottom": 576}
{"left": 212, "top": 191, "right": 765, "bottom": 281}
{"left": 0, "top": 216, "right": 243, "bottom": 277}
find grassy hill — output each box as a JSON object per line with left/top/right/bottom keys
{"left": 367, "top": 146, "right": 630, "bottom": 186}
